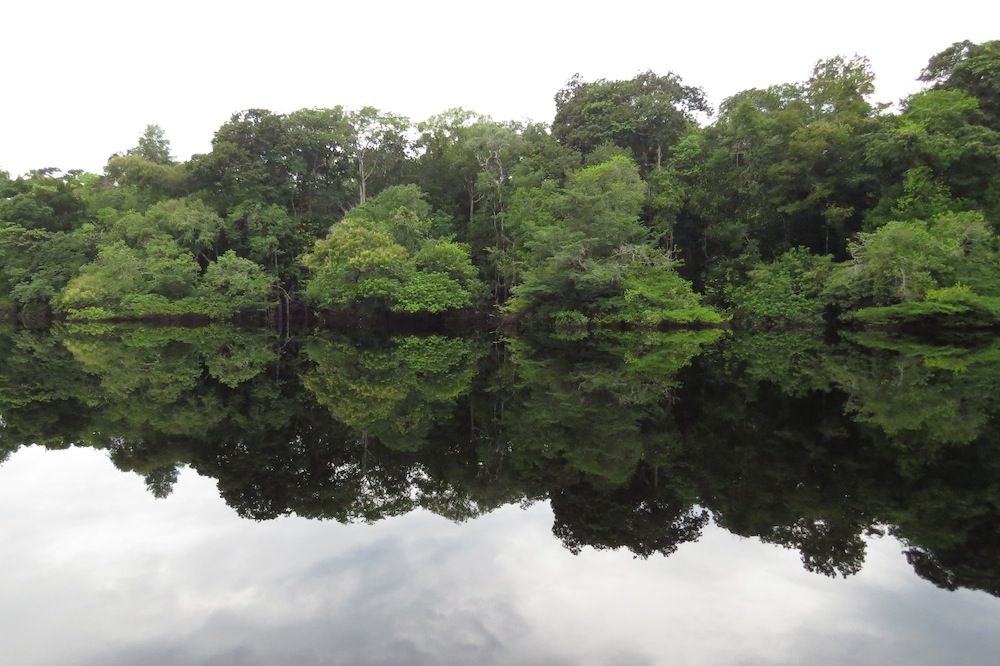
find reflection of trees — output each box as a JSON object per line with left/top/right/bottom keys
{"left": 60, "top": 324, "right": 278, "bottom": 439}
{"left": 2, "top": 325, "right": 1000, "bottom": 596}
{"left": 721, "top": 331, "right": 835, "bottom": 397}
{"left": 0, "top": 328, "right": 99, "bottom": 456}
{"left": 502, "top": 331, "right": 719, "bottom": 557}
{"left": 674, "top": 355, "right": 881, "bottom": 578}
{"left": 206, "top": 416, "right": 419, "bottom": 522}
{"left": 0, "top": 325, "right": 278, "bottom": 498}
{"left": 302, "top": 335, "right": 481, "bottom": 451}
{"left": 833, "top": 351, "right": 989, "bottom": 449}
{"left": 695, "top": 331, "right": 1000, "bottom": 589}
{"left": 503, "top": 330, "right": 719, "bottom": 485}
{"left": 726, "top": 329, "right": 1000, "bottom": 450}
{"left": 889, "top": 424, "right": 1000, "bottom": 597}
{"left": 550, "top": 471, "right": 708, "bottom": 558}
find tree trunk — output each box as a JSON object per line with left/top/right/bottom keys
{"left": 358, "top": 153, "right": 368, "bottom": 204}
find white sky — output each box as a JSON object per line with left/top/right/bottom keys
{"left": 1, "top": 0, "right": 998, "bottom": 176}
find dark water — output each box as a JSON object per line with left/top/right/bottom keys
{"left": 1, "top": 324, "right": 999, "bottom": 665}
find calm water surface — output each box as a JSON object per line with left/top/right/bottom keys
{"left": 1, "top": 325, "right": 998, "bottom": 664}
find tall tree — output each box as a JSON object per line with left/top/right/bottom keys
{"left": 920, "top": 40, "right": 1000, "bottom": 130}
{"left": 552, "top": 70, "right": 709, "bottom": 172}
{"left": 347, "top": 107, "right": 410, "bottom": 204}
{"left": 127, "top": 124, "right": 173, "bottom": 164}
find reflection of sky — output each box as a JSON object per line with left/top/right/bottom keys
{"left": 1, "top": 447, "right": 998, "bottom": 665}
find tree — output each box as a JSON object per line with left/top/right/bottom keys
{"left": 506, "top": 156, "right": 719, "bottom": 327}
{"left": 921, "top": 40, "right": 1000, "bottom": 130}
{"left": 0, "top": 224, "right": 97, "bottom": 310}
{"left": 110, "top": 198, "right": 229, "bottom": 262}
{"left": 102, "top": 155, "right": 189, "bottom": 210}
{"left": 190, "top": 108, "right": 294, "bottom": 212}
{"left": 281, "top": 107, "right": 354, "bottom": 221}
{"left": 127, "top": 124, "right": 173, "bottom": 164}
{"left": 864, "top": 88, "right": 1000, "bottom": 228}
{"left": 56, "top": 237, "right": 201, "bottom": 318}
{"left": 412, "top": 108, "right": 482, "bottom": 222}
{"left": 728, "top": 247, "right": 835, "bottom": 326}
{"left": 228, "top": 202, "right": 306, "bottom": 284}
{"left": 552, "top": 70, "right": 709, "bottom": 172}
{"left": 827, "top": 218, "right": 960, "bottom": 307}
{"left": 303, "top": 218, "right": 412, "bottom": 310}
{"left": 666, "top": 57, "right": 882, "bottom": 296}
{"left": 347, "top": 107, "right": 410, "bottom": 204}
{"left": 0, "top": 169, "right": 89, "bottom": 232}
{"left": 198, "top": 251, "right": 274, "bottom": 317}
{"left": 302, "top": 186, "right": 481, "bottom": 313}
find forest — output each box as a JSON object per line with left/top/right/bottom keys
{"left": 1, "top": 40, "right": 999, "bottom": 331}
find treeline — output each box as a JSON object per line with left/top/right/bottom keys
{"left": 1, "top": 40, "right": 998, "bottom": 329}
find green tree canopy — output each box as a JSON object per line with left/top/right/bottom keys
{"left": 302, "top": 185, "right": 482, "bottom": 313}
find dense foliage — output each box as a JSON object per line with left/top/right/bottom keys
{"left": 2, "top": 40, "right": 999, "bottom": 329}
{"left": 302, "top": 186, "right": 482, "bottom": 313}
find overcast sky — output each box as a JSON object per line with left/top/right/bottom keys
{"left": 2, "top": 0, "right": 998, "bottom": 176}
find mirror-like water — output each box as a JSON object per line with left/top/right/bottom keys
{"left": 1, "top": 325, "right": 998, "bottom": 664}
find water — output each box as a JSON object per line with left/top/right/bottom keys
{"left": 1, "top": 325, "right": 998, "bottom": 664}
